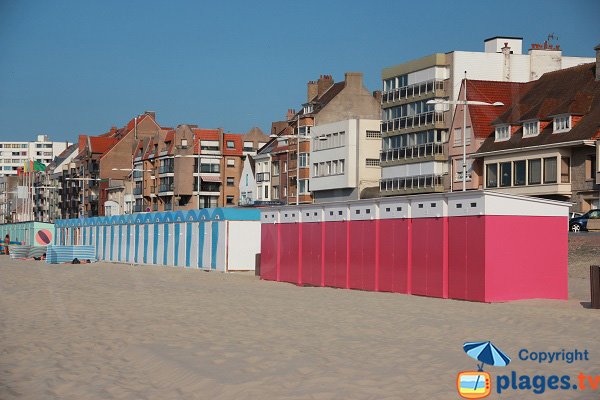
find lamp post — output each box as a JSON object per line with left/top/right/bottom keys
{"left": 174, "top": 155, "right": 201, "bottom": 209}
{"left": 427, "top": 72, "right": 504, "bottom": 191}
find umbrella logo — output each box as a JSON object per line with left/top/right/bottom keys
{"left": 457, "top": 341, "right": 511, "bottom": 399}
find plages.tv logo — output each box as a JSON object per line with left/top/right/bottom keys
{"left": 457, "top": 341, "right": 511, "bottom": 399}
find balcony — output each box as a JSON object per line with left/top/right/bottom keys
{"left": 133, "top": 170, "right": 143, "bottom": 180}
{"left": 159, "top": 165, "right": 174, "bottom": 175}
{"left": 164, "top": 202, "right": 173, "bottom": 211}
{"left": 256, "top": 172, "right": 270, "bottom": 182}
{"left": 380, "top": 174, "right": 445, "bottom": 195}
{"left": 159, "top": 183, "right": 174, "bottom": 193}
{"left": 381, "top": 111, "right": 445, "bottom": 134}
{"left": 380, "top": 143, "right": 446, "bottom": 166}
{"left": 382, "top": 79, "right": 446, "bottom": 104}
{"left": 133, "top": 204, "right": 145, "bottom": 213}
{"left": 133, "top": 186, "right": 143, "bottom": 195}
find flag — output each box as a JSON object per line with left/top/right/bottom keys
{"left": 23, "top": 161, "right": 29, "bottom": 173}
{"left": 34, "top": 160, "right": 46, "bottom": 171}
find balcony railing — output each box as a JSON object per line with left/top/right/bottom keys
{"left": 380, "top": 174, "right": 445, "bottom": 193}
{"left": 381, "top": 111, "right": 445, "bottom": 133}
{"left": 133, "top": 171, "right": 143, "bottom": 180}
{"left": 164, "top": 203, "right": 173, "bottom": 211}
{"left": 380, "top": 143, "right": 444, "bottom": 162}
{"left": 382, "top": 79, "right": 445, "bottom": 103}
{"left": 159, "top": 183, "right": 174, "bottom": 192}
{"left": 133, "top": 186, "right": 143, "bottom": 195}
{"left": 256, "top": 172, "right": 270, "bottom": 182}
{"left": 159, "top": 165, "right": 174, "bottom": 174}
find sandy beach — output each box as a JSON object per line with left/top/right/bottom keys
{"left": 1, "top": 234, "right": 599, "bottom": 400}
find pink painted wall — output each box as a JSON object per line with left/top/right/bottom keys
{"left": 484, "top": 216, "right": 568, "bottom": 301}
{"left": 411, "top": 217, "right": 448, "bottom": 298}
{"left": 448, "top": 216, "right": 486, "bottom": 301}
{"left": 378, "top": 219, "right": 410, "bottom": 293}
{"left": 323, "top": 221, "right": 348, "bottom": 289}
{"left": 260, "top": 224, "right": 278, "bottom": 281}
{"left": 348, "top": 220, "right": 377, "bottom": 291}
{"left": 301, "top": 222, "right": 323, "bottom": 286}
{"left": 279, "top": 224, "right": 299, "bottom": 284}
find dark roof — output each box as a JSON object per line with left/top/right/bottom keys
{"left": 47, "top": 143, "right": 77, "bottom": 171}
{"left": 484, "top": 36, "right": 523, "bottom": 42}
{"left": 478, "top": 62, "right": 600, "bottom": 154}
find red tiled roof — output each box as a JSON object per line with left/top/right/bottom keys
{"left": 89, "top": 136, "right": 119, "bottom": 155}
{"left": 464, "top": 80, "right": 530, "bottom": 139}
{"left": 192, "top": 128, "right": 220, "bottom": 154}
{"left": 223, "top": 133, "right": 243, "bottom": 156}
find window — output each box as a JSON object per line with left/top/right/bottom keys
{"left": 528, "top": 159, "right": 542, "bottom": 184}
{"left": 243, "top": 141, "right": 253, "bottom": 152}
{"left": 313, "top": 163, "right": 319, "bottom": 177}
{"left": 226, "top": 158, "right": 235, "bottom": 167}
{"left": 553, "top": 115, "right": 571, "bottom": 133}
{"left": 523, "top": 121, "right": 539, "bottom": 137}
{"left": 272, "top": 186, "right": 279, "bottom": 200}
{"left": 226, "top": 177, "right": 234, "bottom": 186}
{"left": 486, "top": 164, "right": 498, "bottom": 188}
{"left": 264, "top": 185, "right": 269, "bottom": 199}
{"left": 226, "top": 141, "right": 235, "bottom": 149}
{"left": 326, "top": 161, "right": 331, "bottom": 175}
{"left": 495, "top": 125, "right": 510, "bottom": 141}
{"left": 181, "top": 139, "right": 188, "bottom": 147}
{"left": 226, "top": 196, "right": 234, "bottom": 205}
{"left": 298, "top": 179, "right": 309, "bottom": 194}
{"left": 465, "top": 126, "right": 472, "bottom": 145}
{"left": 200, "top": 161, "right": 220, "bottom": 173}
{"left": 200, "top": 140, "right": 219, "bottom": 151}
{"left": 303, "top": 104, "right": 313, "bottom": 114}
{"left": 298, "top": 126, "right": 311, "bottom": 136}
{"left": 543, "top": 157, "right": 557, "bottom": 184}
{"left": 272, "top": 161, "right": 279, "bottom": 176}
{"left": 500, "top": 162, "right": 512, "bottom": 187}
{"left": 283, "top": 161, "right": 287, "bottom": 173}
{"left": 299, "top": 153, "right": 309, "bottom": 168}
{"left": 283, "top": 186, "right": 287, "bottom": 197}
{"left": 585, "top": 156, "right": 596, "bottom": 181}
{"left": 366, "top": 130, "right": 381, "bottom": 139}
{"left": 366, "top": 159, "right": 379, "bottom": 167}
{"left": 514, "top": 160, "right": 526, "bottom": 186}
{"left": 454, "top": 128, "right": 462, "bottom": 146}
{"left": 561, "top": 157, "right": 570, "bottom": 183}
{"left": 339, "top": 159, "right": 344, "bottom": 174}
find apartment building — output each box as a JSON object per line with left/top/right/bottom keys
{"left": 475, "top": 56, "right": 600, "bottom": 212}
{"left": 33, "top": 144, "right": 78, "bottom": 222}
{"left": 132, "top": 124, "right": 246, "bottom": 212}
{"left": 380, "top": 36, "right": 595, "bottom": 196}
{"left": 256, "top": 72, "right": 381, "bottom": 204}
{"left": 0, "top": 135, "right": 70, "bottom": 177}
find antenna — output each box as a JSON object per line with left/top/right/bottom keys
{"left": 547, "top": 33, "right": 559, "bottom": 44}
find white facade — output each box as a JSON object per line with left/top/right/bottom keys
{"left": 239, "top": 156, "right": 257, "bottom": 205}
{"left": 253, "top": 153, "right": 271, "bottom": 201}
{"left": 310, "top": 119, "right": 381, "bottom": 201}
{"left": 0, "top": 135, "right": 70, "bottom": 177}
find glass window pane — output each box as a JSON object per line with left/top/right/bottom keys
{"left": 528, "top": 159, "right": 541, "bottom": 184}
{"left": 514, "top": 160, "right": 526, "bottom": 186}
{"left": 486, "top": 164, "right": 498, "bottom": 188}
{"left": 544, "top": 157, "right": 557, "bottom": 183}
{"left": 500, "top": 162, "right": 512, "bottom": 187}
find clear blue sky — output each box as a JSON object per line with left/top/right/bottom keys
{"left": 1, "top": 0, "right": 598, "bottom": 142}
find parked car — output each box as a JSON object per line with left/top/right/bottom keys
{"left": 569, "top": 209, "right": 600, "bottom": 232}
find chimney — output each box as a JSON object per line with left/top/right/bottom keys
{"left": 372, "top": 90, "right": 382, "bottom": 102}
{"left": 317, "top": 75, "right": 334, "bottom": 97}
{"left": 286, "top": 109, "right": 296, "bottom": 121}
{"left": 307, "top": 81, "right": 318, "bottom": 102}
{"left": 595, "top": 43, "right": 600, "bottom": 81}
{"left": 344, "top": 72, "right": 363, "bottom": 91}
{"left": 502, "top": 42, "right": 511, "bottom": 81}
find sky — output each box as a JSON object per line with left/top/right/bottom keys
{"left": 0, "top": 0, "right": 599, "bottom": 143}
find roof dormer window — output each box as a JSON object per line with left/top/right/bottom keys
{"left": 495, "top": 124, "right": 510, "bottom": 142}
{"left": 303, "top": 104, "right": 314, "bottom": 114}
{"left": 523, "top": 120, "right": 539, "bottom": 137}
{"left": 553, "top": 115, "right": 571, "bottom": 133}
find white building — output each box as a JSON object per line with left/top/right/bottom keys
{"left": 0, "top": 135, "right": 71, "bottom": 177}
{"left": 311, "top": 119, "right": 381, "bottom": 202}
{"left": 239, "top": 156, "right": 257, "bottom": 205}
{"left": 380, "top": 36, "right": 595, "bottom": 196}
